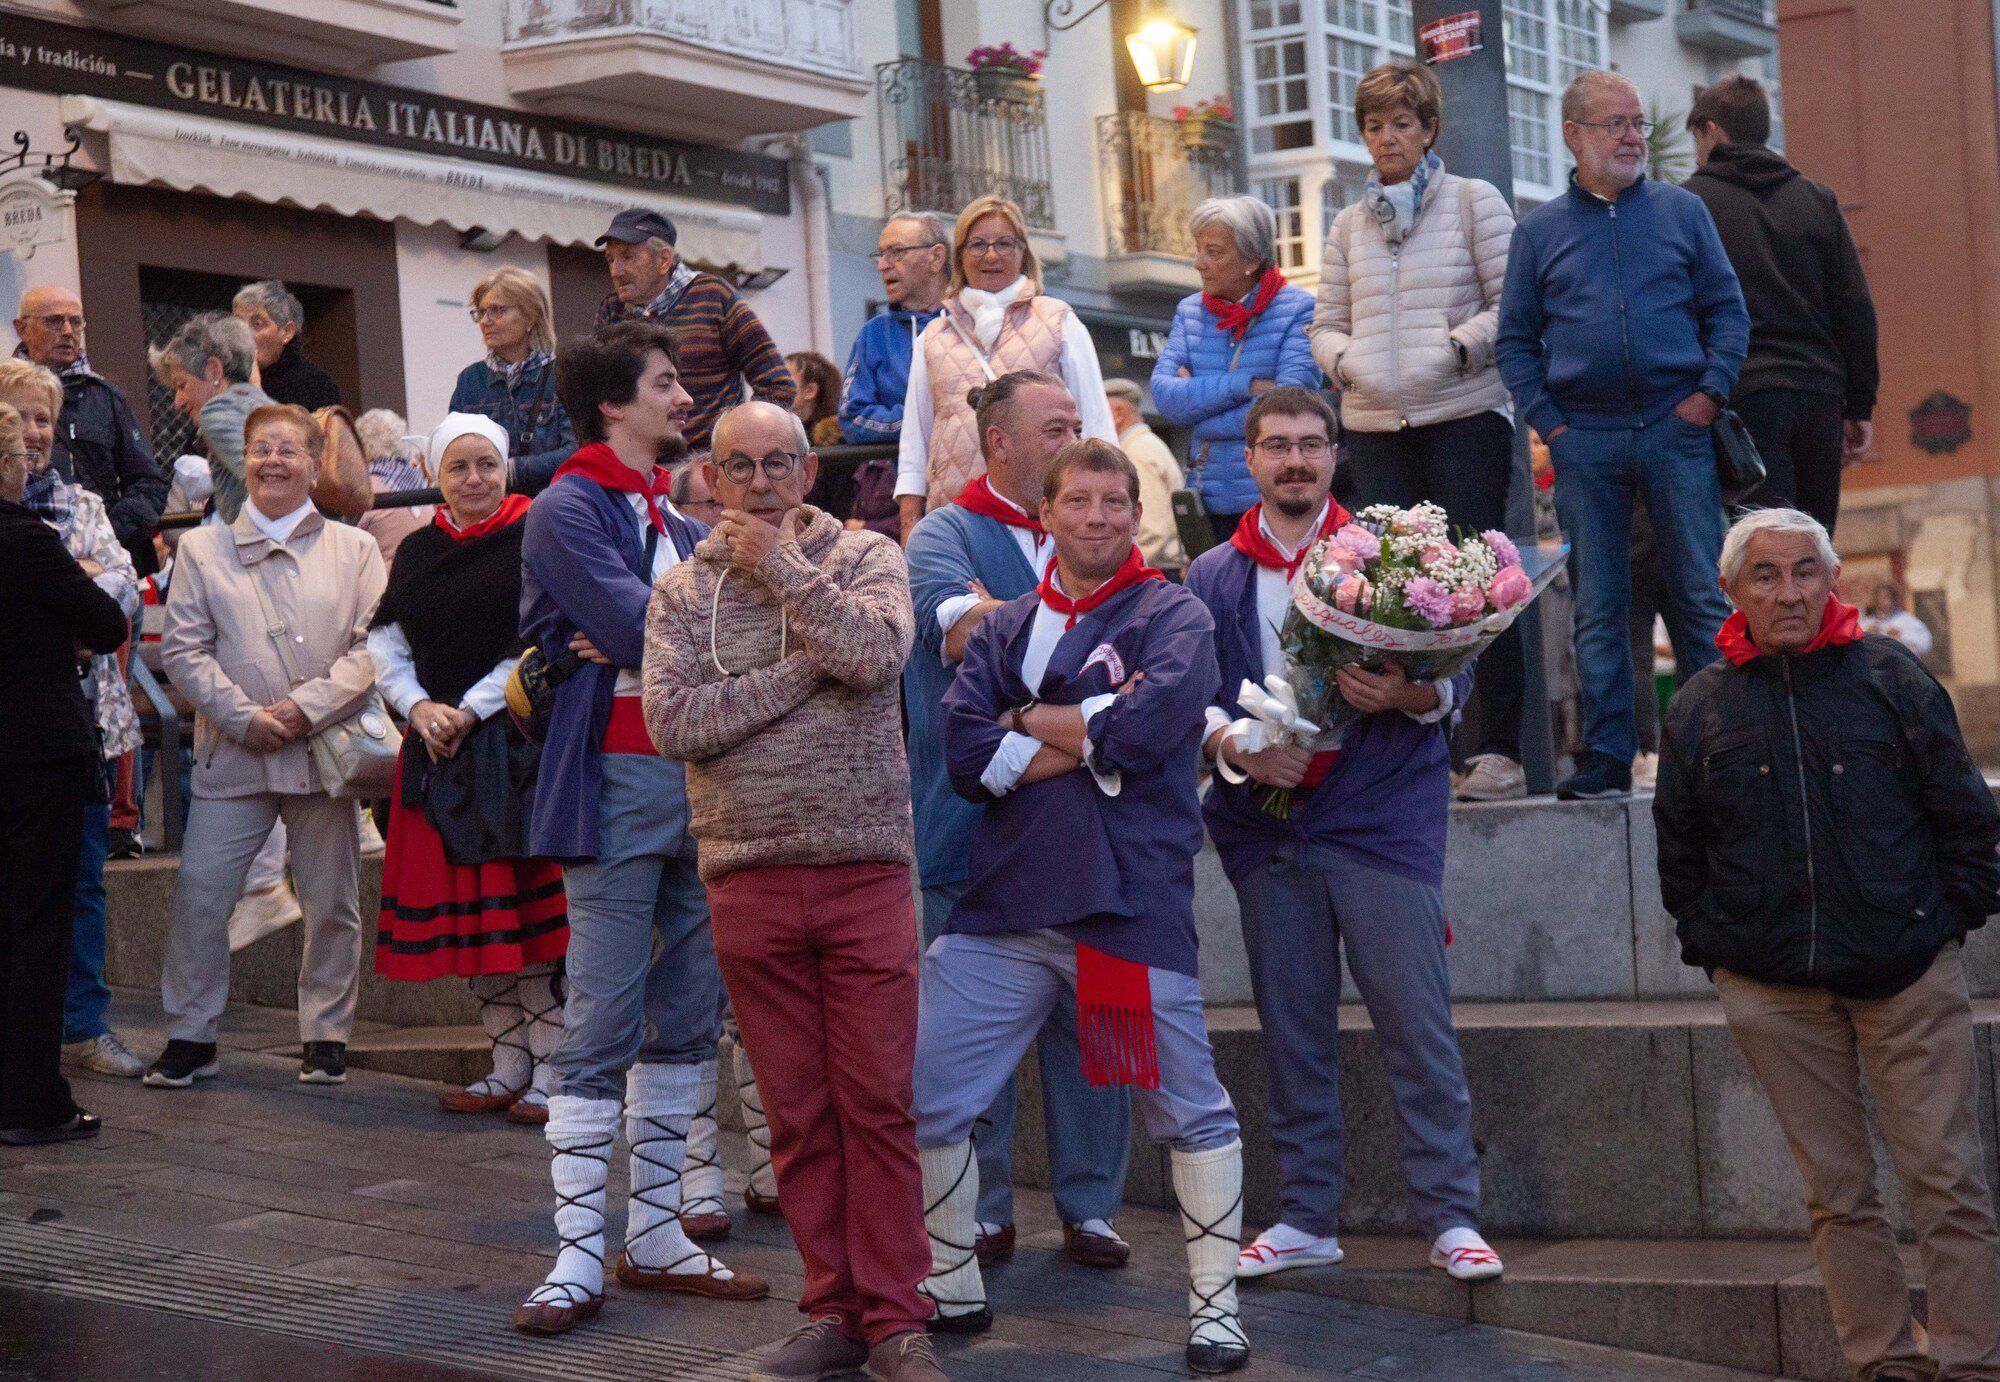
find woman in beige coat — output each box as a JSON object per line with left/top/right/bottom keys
{"left": 150, "top": 403, "right": 387, "bottom": 1090}
{"left": 1308, "top": 60, "right": 1526, "bottom": 801}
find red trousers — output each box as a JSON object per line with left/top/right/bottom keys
{"left": 706, "top": 860, "right": 931, "bottom": 1343}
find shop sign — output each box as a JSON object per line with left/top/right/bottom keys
{"left": 0, "top": 14, "right": 789, "bottom": 215}
{"left": 1910, "top": 391, "right": 1973, "bottom": 456}
{"left": 1419, "top": 11, "right": 1484, "bottom": 64}
{"left": 0, "top": 176, "right": 71, "bottom": 260}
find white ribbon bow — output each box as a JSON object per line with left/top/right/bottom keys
{"left": 1214, "top": 676, "right": 1321, "bottom": 784}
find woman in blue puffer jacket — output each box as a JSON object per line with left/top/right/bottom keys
{"left": 448, "top": 267, "right": 576, "bottom": 495}
{"left": 1151, "top": 195, "right": 1320, "bottom": 539}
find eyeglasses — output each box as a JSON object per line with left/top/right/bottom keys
{"left": 1252, "top": 437, "right": 1332, "bottom": 459}
{"left": 963, "top": 237, "right": 1023, "bottom": 259}
{"left": 30, "top": 314, "right": 85, "bottom": 332}
{"left": 872, "top": 244, "right": 943, "bottom": 266}
{"left": 246, "top": 443, "right": 312, "bottom": 462}
{"left": 1571, "top": 117, "right": 1652, "bottom": 137}
{"left": 715, "top": 451, "right": 800, "bottom": 485}
{"left": 468, "top": 304, "right": 518, "bottom": 323}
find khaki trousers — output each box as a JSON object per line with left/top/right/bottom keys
{"left": 163, "top": 792, "right": 361, "bottom": 1046}
{"left": 1715, "top": 945, "right": 2000, "bottom": 1381}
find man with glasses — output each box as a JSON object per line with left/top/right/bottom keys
{"left": 1497, "top": 70, "right": 1749, "bottom": 801}
{"left": 838, "top": 211, "right": 951, "bottom": 449}
{"left": 12, "top": 285, "right": 166, "bottom": 575}
{"left": 1185, "top": 387, "right": 1499, "bottom": 1288}
{"left": 644, "top": 401, "right": 945, "bottom": 1381}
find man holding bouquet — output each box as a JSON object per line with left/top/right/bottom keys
{"left": 1184, "top": 386, "right": 1501, "bottom": 1285}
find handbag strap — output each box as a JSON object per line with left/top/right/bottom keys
{"left": 247, "top": 557, "right": 310, "bottom": 693}
{"left": 944, "top": 310, "right": 1001, "bottom": 383}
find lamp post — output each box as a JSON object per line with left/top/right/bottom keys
{"left": 1043, "top": 0, "right": 1197, "bottom": 94}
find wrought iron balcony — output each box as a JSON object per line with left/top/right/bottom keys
{"left": 876, "top": 58, "right": 1055, "bottom": 231}
{"left": 1676, "top": 0, "right": 1777, "bottom": 56}
{"left": 1098, "top": 111, "right": 1242, "bottom": 262}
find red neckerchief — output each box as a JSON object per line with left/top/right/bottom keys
{"left": 1076, "top": 946, "right": 1158, "bottom": 1089}
{"left": 1715, "top": 596, "right": 1864, "bottom": 667}
{"left": 1202, "top": 267, "right": 1287, "bottom": 342}
{"left": 552, "top": 442, "right": 674, "bottom": 534}
{"left": 1037, "top": 546, "right": 1165, "bottom": 630}
{"left": 954, "top": 474, "right": 1045, "bottom": 541}
{"left": 434, "top": 492, "right": 531, "bottom": 543}
{"left": 1230, "top": 498, "right": 1352, "bottom": 581}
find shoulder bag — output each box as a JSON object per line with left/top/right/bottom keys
{"left": 1712, "top": 406, "right": 1768, "bottom": 502}
{"left": 249, "top": 562, "right": 402, "bottom": 799}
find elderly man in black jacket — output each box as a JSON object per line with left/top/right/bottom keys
{"left": 1657, "top": 507, "right": 2000, "bottom": 1382}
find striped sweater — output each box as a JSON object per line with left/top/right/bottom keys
{"left": 595, "top": 274, "right": 795, "bottom": 449}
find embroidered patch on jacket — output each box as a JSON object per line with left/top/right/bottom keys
{"left": 1082, "top": 642, "right": 1126, "bottom": 684}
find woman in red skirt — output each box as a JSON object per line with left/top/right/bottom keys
{"left": 367, "top": 414, "right": 567, "bottom": 1123}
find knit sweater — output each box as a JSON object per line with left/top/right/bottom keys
{"left": 595, "top": 273, "right": 795, "bottom": 449}
{"left": 642, "top": 506, "right": 915, "bottom": 881}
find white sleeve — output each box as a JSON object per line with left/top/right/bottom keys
{"left": 934, "top": 591, "right": 983, "bottom": 660}
{"left": 1405, "top": 674, "right": 1457, "bottom": 725}
{"left": 979, "top": 730, "right": 1043, "bottom": 796}
{"left": 365, "top": 623, "right": 429, "bottom": 720}
{"left": 1204, "top": 705, "right": 1234, "bottom": 743}
{"left": 895, "top": 338, "right": 934, "bottom": 499}
{"left": 1076, "top": 693, "right": 1122, "bottom": 795}
{"left": 1062, "top": 313, "right": 1118, "bottom": 444}
{"left": 459, "top": 654, "right": 517, "bottom": 722}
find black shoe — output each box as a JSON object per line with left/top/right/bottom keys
{"left": 925, "top": 1305, "right": 992, "bottom": 1335}
{"left": 300, "top": 1041, "right": 347, "bottom": 1085}
{"left": 106, "top": 828, "right": 143, "bottom": 860}
{"left": 143, "top": 1040, "right": 219, "bottom": 1089}
{"left": 0, "top": 1111, "right": 102, "bottom": 1146}
{"left": 1186, "top": 1340, "right": 1251, "bottom": 1375}
{"left": 1556, "top": 751, "right": 1632, "bottom": 801}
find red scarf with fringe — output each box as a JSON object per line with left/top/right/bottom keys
{"left": 1077, "top": 945, "right": 1159, "bottom": 1089}
{"left": 1715, "top": 596, "right": 1863, "bottom": 667}
{"left": 553, "top": 443, "right": 674, "bottom": 534}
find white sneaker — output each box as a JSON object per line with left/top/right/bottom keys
{"left": 1454, "top": 754, "right": 1527, "bottom": 802}
{"left": 62, "top": 1031, "right": 146, "bottom": 1079}
{"left": 1631, "top": 751, "right": 1660, "bottom": 793}
{"left": 357, "top": 811, "right": 386, "bottom": 859}
{"left": 228, "top": 881, "right": 301, "bottom": 952}
{"left": 1236, "top": 1223, "right": 1343, "bottom": 1279}
{"left": 1430, "top": 1227, "right": 1503, "bottom": 1281}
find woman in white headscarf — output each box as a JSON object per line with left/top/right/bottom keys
{"left": 367, "top": 414, "right": 568, "bottom": 1124}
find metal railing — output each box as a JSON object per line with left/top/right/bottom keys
{"left": 876, "top": 58, "right": 1055, "bottom": 229}
{"left": 1096, "top": 112, "right": 1242, "bottom": 259}
{"left": 1686, "top": 0, "right": 1772, "bottom": 19}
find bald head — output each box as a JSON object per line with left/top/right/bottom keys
{"left": 706, "top": 399, "right": 818, "bottom": 526}
{"left": 14, "top": 286, "right": 85, "bottom": 370}
{"left": 712, "top": 399, "right": 809, "bottom": 461}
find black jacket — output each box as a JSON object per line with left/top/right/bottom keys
{"left": 0, "top": 499, "right": 130, "bottom": 765}
{"left": 1686, "top": 143, "right": 1879, "bottom": 420}
{"left": 50, "top": 369, "right": 167, "bottom": 572}
{"left": 260, "top": 340, "right": 342, "bottom": 413}
{"left": 1656, "top": 633, "right": 2000, "bottom": 1000}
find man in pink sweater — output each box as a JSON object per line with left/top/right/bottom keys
{"left": 642, "top": 400, "right": 942, "bottom": 1382}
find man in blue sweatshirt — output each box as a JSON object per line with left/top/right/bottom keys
{"left": 838, "top": 212, "right": 950, "bottom": 448}
{"left": 1497, "top": 70, "right": 1750, "bottom": 801}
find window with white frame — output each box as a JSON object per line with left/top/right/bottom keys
{"left": 1326, "top": 35, "right": 1375, "bottom": 144}
{"left": 1258, "top": 176, "right": 1307, "bottom": 270}
{"left": 1508, "top": 86, "right": 1553, "bottom": 189}
{"left": 1319, "top": 162, "right": 1371, "bottom": 234}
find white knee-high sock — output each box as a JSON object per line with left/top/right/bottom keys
{"left": 467, "top": 974, "right": 529, "bottom": 1096}
{"left": 526, "top": 1094, "right": 619, "bottom": 1306}
{"left": 919, "top": 1140, "right": 985, "bottom": 1319}
{"left": 518, "top": 966, "right": 564, "bottom": 1105}
{"left": 1171, "top": 1140, "right": 1249, "bottom": 1354}
{"left": 680, "top": 1058, "right": 724, "bottom": 1215}
{"left": 624, "top": 1062, "right": 736, "bottom": 1276}
{"left": 733, "top": 1039, "right": 778, "bottom": 1199}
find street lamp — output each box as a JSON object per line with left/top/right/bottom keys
{"left": 1042, "top": 0, "right": 1198, "bottom": 94}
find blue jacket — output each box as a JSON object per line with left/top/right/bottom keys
{"left": 903, "top": 503, "right": 1043, "bottom": 889}
{"left": 519, "top": 473, "right": 704, "bottom": 860}
{"left": 1496, "top": 176, "right": 1750, "bottom": 436}
{"left": 1184, "top": 541, "right": 1473, "bottom": 890}
{"left": 449, "top": 357, "right": 576, "bottom": 495}
{"left": 1149, "top": 285, "right": 1319, "bottom": 516}
{"left": 837, "top": 306, "right": 943, "bottom": 445}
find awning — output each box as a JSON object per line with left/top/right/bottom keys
{"left": 58, "top": 95, "right": 766, "bottom": 270}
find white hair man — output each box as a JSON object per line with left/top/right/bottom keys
{"left": 839, "top": 211, "right": 953, "bottom": 450}
{"left": 1655, "top": 507, "right": 2000, "bottom": 1381}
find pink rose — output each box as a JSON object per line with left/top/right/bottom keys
{"left": 1421, "top": 543, "right": 1458, "bottom": 572}
{"left": 1487, "top": 564, "right": 1534, "bottom": 611}
{"left": 1333, "top": 573, "right": 1371, "bottom": 615}
{"left": 1321, "top": 541, "right": 1360, "bottom": 576}
{"left": 1332, "top": 524, "right": 1380, "bottom": 564}
{"left": 1452, "top": 586, "right": 1488, "bottom": 622}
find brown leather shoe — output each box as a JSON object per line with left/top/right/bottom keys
{"left": 1062, "top": 1223, "right": 1130, "bottom": 1269}
{"left": 755, "top": 1315, "right": 869, "bottom": 1378}
{"left": 438, "top": 1085, "right": 522, "bottom": 1115}
{"left": 614, "top": 1250, "right": 769, "bottom": 1299}
{"left": 972, "top": 1223, "right": 1014, "bottom": 1266}
{"left": 865, "top": 1331, "right": 949, "bottom": 1381}
{"left": 745, "top": 1186, "right": 782, "bottom": 1215}
{"left": 506, "top": 1097, "right": 549, "bottom": 1126}
{"left": 511, "top": 1287, "right": 603, "bottom": 1336}
{"left": 680, "top": 1211, "right": 732, "bottom": 1242}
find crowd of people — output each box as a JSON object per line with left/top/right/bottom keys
{"left": 1, "top": 58, "right": 1993, "bottom": 1382}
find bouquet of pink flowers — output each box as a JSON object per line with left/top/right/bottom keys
{"left": 1272, "top": 502, "right": 1563, "bottom": 740}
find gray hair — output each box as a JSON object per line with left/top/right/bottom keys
{"left": 1719, "top": 508, "right": 1839, "bottom": 586}
{"left": 232, "top": 279, "right": 305, "bottom": 331}
{"left": 1189, "top": 196, "right": 1277, "bottom": 271}
{"left": 712, "top": 399, "right": 809, "bottom": 458}
{"left": 1103, "top": 378, "right": 1144, "bottom": 408}
{"left": 353, "top": 408, "right": 414, "bottom": 465}
{"left": 886, "top": 209, "right": 952, "bottom": 247}
{"left": 1562, "top": 70, "right": 1639, "bottom": 125}
{"left": 669, "top": 457, "right": 707, "bottom": 505}
{"left": 148, "top": 312, "right": 256, "bottom": 386}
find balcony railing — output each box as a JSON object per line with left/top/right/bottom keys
{"left": 1690, "top": 0, "right": 1771, "bottom": 18}
{"left": 876, "top": 58, "right": 1054, "bottom": 230}
{"left": 1676, "top": 0, "right": 1776, "bottom": 54}
{"left": 1097, "top": 112, "right": 1241, "bottom": 259}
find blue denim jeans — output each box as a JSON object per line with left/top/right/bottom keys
{"left": 65, "top": 803, "right": 112, "bottom": 1044}
{"left": 1551, "top": 415, "right": 1733, "bottom": 767}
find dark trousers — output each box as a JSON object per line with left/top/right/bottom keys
{"left": 1344, "top": 410, "right": 1525, "bottom": 760}
{"left": 1735, "top": 389, "right": 1846, "bottom": 535}
{"left": 0, "top": 754, "right": 92, "bottom": 1131}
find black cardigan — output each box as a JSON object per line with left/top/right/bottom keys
{"left": 0, "top": 500, "right": 129, "bottom": 764}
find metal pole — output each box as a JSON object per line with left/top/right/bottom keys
{"left": 1410, "top": 0, "right": 1558, "bottom": 796}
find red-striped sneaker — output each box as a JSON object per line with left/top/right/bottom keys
{"left": 1429, "top": 1228, "right": 1503, "bottom": 1281}
{"left": 1236, "top": 1224, "right": 1343, "bottom": 1279}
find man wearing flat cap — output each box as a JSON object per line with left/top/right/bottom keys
{"left": 595, "top": 208, "right": 795, "bottom": 452}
